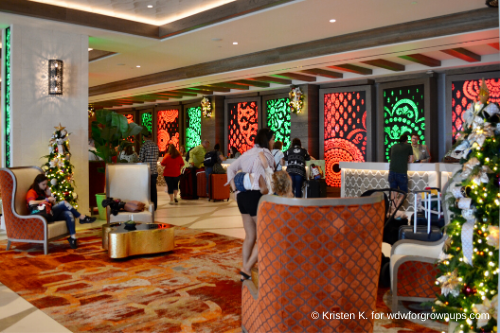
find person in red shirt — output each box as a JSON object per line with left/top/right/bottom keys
{"left": 161, "top": 144, "right": 185, "bottom": 204}
{"left": 26, "top": 174, "right": 96, "bottom": 249}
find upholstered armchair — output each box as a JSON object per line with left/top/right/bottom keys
{"left": 106, "top": 163, "right": 154, "bottom": 223}
{"left": 0, "top": 167, "right": 70, "bottom": 255}
{"left": 242, "top": 194, "right": 386, "bottom": 333}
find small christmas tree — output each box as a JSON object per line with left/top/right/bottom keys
{"left": 434, "top": 80, "right": 499, "bottom": 332}
{"left": 42, "top": 123, "right": 78, "bottom": 208}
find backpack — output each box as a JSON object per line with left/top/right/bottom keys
{"left": 204, "top": 151, "right": 218, "bottom": 167}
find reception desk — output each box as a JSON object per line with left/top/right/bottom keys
{"left": 340, "top": 162, "right": 461, "bottom": 211}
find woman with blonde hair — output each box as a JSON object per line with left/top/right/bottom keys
{"left": 161, "top": 144, "right": 185, "bottom": 204}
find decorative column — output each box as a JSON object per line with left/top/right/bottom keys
{"left": 290, "top": 84, "right": 319, "bottom": 157}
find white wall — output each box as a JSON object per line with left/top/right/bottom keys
{"left": 7, "top": 24, "right": 89, "bottom": 213}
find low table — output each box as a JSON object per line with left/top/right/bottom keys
{"left": 102, "top": 222, "right": 175, "bottom": 259}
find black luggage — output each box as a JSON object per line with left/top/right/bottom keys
{"left": 398, "top": 225, "right": 442, "bottom": 242}
{"left": 410, "top": 212, "right": 445, "bottom": 228}
{"left": 180, "top": 168, "right": 199, "bottom": 200}
{"left": 306, "top": 179, "right": 327, "bottom": 198}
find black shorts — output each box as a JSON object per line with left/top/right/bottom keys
{"left": 164, "top": 176, "right": 180, "bottom": 194}
{"left": 236, "top": 190, "right": 263, "bottom": 217}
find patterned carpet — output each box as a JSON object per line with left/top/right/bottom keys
{"left": 0, "top": 228, "right": 443, "bottom": 333}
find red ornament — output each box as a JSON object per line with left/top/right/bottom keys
{"left": 462, "top": 285, "right": 476, "bottom": 297}
{"left": 64, "top": 192, "right": 69, "bottom": 196}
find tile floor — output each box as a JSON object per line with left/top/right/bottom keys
{"left": 0, "top": 187, "right": 244, "bottom": 332}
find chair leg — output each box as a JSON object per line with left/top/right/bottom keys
{"left": 6, "top": 240, "right": 11, "bottom": 250}
{"left": 392, "top": 293, "right": 398, "bottom": 313}
{"left": 44, "top": 241, "right": 48, "bottom": 255}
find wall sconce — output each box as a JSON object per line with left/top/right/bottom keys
{"left": 49, "top": 60, "right": 63, "bottom": 95}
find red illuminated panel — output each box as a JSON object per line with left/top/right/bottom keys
{"left": 452, "top": 78, "right": 500, "bottom": 138}
{"left": 324, "top": 92, "right": 367, "bottom": 187}
{"left": 124, "top": 114, "right": 134, "bottom": 143}
{"left": 157, "top": 110, "right": 179, "bottom": 154}
{"left": 228, "top": 102, "right": 258, "bottom": 154}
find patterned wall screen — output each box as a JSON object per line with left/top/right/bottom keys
{"left": 324, "top": 92, "right": 367, "bottom": 187}
{"left": 451, "top": 78, "right": 500, "bottom": 139}
{"left": 228, "top": 102, "right": 258, "bottom": 154}
{"left": 266, "top": 98, "right": 291, "bottom": 151}
{"left": 124, "top": 114, "right": 135, "bottom": 143}
{"left": 141, "top": 112, "right": 153, "bottom": 144}
{"left": 157, "top": 109, "right": 180, "bottom": 155}
{"left": 383, "top": 85, "right": 425, "bottom": 162}
{"left": 4, "top": 27, "right": 11, "bottom": 167}
{"left": 186, "top": 106, "right": 202, "bottom": 151}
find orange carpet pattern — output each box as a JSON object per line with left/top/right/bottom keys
{"left": 0, "top": 227, "right": 443, "bottom": 333}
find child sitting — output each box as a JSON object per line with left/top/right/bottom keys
{"left": 310, "top": 163, "right": 323, "bottom": 180}
{"left": 231, "top": 152, "right": 273, "bottom": 194}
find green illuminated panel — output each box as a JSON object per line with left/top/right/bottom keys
{"left": 141, "top": 112, "right": 152, "bottom": 144}
{"left": 383, "top": 85, "right": 425, "bottom": 162}
{"left": 4, "top": 27, "right": 11, "bottom": 167}
{"left": 186, "top": 106, "right": 201, "bottom": 151}
{"left": 266, "top": 98, "right": 291, "bottom": 151}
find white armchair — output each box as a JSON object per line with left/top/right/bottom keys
{"left": 106, "top": 164, "right": 154, "bottom": 224}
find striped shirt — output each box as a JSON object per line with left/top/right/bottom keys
{"left": 139, "top": 140, "right": 159, "bottom": 175}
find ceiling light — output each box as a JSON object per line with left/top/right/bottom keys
{"left": 147, "top": 5, "right": 153, "bottom": 8}
{"left": 88, "top": 48, "right": 93, "bottom": 51}
{"left": 329, "top": 19, "right": 336, "bottom": 23}
{"left": 136, "top": 65, "right": 141, "bottom": 68}
{"left": 233, "top": 42, "right": 238, "bottom": 45}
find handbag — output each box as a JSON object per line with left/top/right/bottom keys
{"left": 212, "top": 163, "right": 226, "bottom": 174}
{"left": 28, "top": 204, "right": 54, "bottom": 222}
{"left": 124, "top": 201, "right": 146, "bottom": 212}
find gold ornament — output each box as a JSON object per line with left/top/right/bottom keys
{"left": 54, "top": 123, "right": 66, "bottom": 131}
{"left": 479, "top": 78, "right": 489, "bottom": 105}
{"left": 473, "top": 295, "right": 497, "bottom": 328}
{"left": 436, "top": 270, "right": 461, "bottom": 297}
{"left": 487, "top": 226, "right": 499, "bottom": 249}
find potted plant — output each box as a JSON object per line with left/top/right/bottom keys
{"left": 90, "top": 109, "right": 146, "bottom": 219}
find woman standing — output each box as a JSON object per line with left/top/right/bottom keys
{"left": 271, "top": 141, "right": 285, "bottom": 171}
{"left": 161, "top": 144, "right": 185, "bottom": 204}
{"left": 410, "top": 133, "right": 431, "bottom": 163}
{"left": 284, "top": 138, "right": 312, "bottom": 198}
{"left": 226, "top": 129, "right": 275, "bottom": 281}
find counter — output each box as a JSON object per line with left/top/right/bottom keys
{"left": 340, "top": 162, "right": 461, "bottom": 211}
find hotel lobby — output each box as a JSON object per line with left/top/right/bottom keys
{"left": 0, "top": 1, "right": 499, "bottom": 332}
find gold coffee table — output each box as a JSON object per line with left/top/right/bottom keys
{"left": 102, "top": 222, "right": 175, "bottom": 259}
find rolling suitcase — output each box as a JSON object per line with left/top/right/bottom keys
{"left": 197, "top": 171, "right": 208, "bottom": 198}
{"left": 306, "top": 179, "right": 327, "bottom": 198}
{"left": 410, "top": 212, "right": 445, "bottom": 228}
{"left": 210, "top": 174, "right": 230, "bottom": 202}
{"left": 398, "top": 188, "right": 443, "bottom": 242}
{"left": 180, "top": 168, "right": 198, "bottom": 200}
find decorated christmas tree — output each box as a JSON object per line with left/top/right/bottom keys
{"left": 434, "top": 80, "right": 499, "bottom": 332}
{"left": 42, "top": 123, "right": 78, "bottom": 208}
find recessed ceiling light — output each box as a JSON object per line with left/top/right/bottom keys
{"left": 233, "top": 42, "right": 238, "bottom": 45}
{"left": 147, "top": 5, "right": 153, "bottom": 8}
{"left": 329, "top": 19, "right": 336, "bottom": 23}
{"left": 88, "top": 48, "right": 93, "bottom": 51}
{"left": 136, "top": 65, "right": 141, "bottom": 68}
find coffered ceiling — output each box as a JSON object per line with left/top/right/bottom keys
{"left": 30, "top": 0, "right": 236, "bottom": 25}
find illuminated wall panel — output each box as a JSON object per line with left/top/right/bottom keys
{"left": 4, "top": 27, "right": 11, "bottom": 167}
{"left": 228, "top": 102, "right": 258, "bottom": 154}
{"left": 266, "top": 98, "right": 291, "bottom": 151}
{"left": 383, "top": 85, "right": 425, "bottom": 162}
{"left": 186, "top": 106, "right": 201, "bottom": 151}
{"left": 324, "top": 92, "right": 367, "bottom": 187}
{"left": 157, "top": 109, "right": 180, "bottom": 155}
{"left": 141, "top": 112, "right": 153, "bottom": 144}
{"left": 124, "top": 113, "right": 134, "bottom": 143}
{"left": 451, "top": 78, "right": 500, "bottom": 138}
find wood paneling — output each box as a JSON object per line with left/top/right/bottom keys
{"left": 441, "top": 48, "right": 481, "bottom": 62}
{"left": 252, "top": 76, "right": 292, "bottom": 85}
{"left": 399, "top": 54, "right": 442, "bottom": 67}
{"left": 89, "top": 8, "right": 498, "bottom": 97}
{"left": 195, "top": 85, "right": 230, "bottom": 92}
{"left": 208, "top": 83, "right": 250, "bottom": 90}
{"left": 231, "top": 80, "right": 270, "bottom": 88}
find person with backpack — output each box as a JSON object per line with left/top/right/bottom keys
{"left": 204, "top": 143, "right": 226, "bottom": 196}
